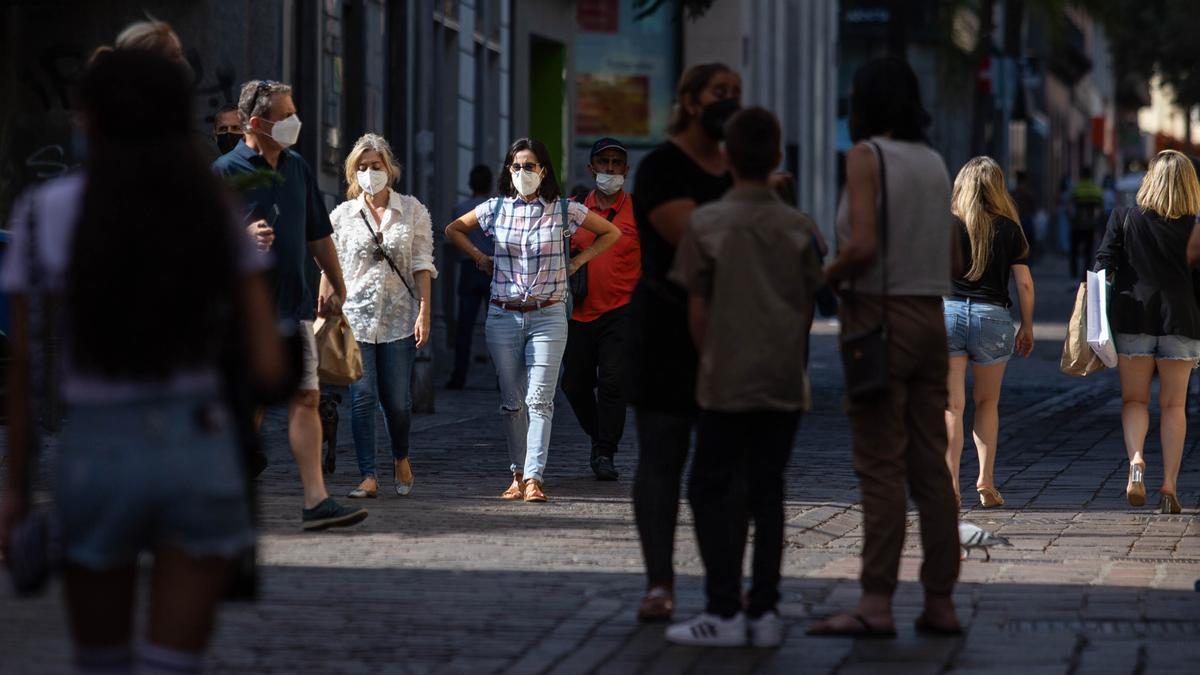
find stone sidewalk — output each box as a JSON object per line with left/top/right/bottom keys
{"left": 3, "top": 261, "right": 1200, "bottom": 674}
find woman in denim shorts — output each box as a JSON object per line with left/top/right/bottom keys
{"left": 944, "top": 157, "right": 1036, "bottom": 508}
{"left": 0, "top": 50, "right": 287, "bottom": 672}
{"left": 1095, "top": 149, "right": 1200, "bottom": 515}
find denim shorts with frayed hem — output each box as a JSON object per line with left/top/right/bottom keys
{"left": 943, "top": 298, "right": 1015, "bottom": 366}
{"left": 1114, "top": 333, "right": 1200, "bottom": 363}
{"left": 56, "top": 395, "right": 254, "bottom": 570}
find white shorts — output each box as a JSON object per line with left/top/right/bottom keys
{"left": 299, "top": 320, "right": 320, "bottom": 392}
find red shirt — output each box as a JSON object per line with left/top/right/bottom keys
{"left": 571, "top": 190, "right": 641, "bottom": 322}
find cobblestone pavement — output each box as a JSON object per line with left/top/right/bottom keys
{"left": 3, "top": 260, "right": 1200, "bottom": 674}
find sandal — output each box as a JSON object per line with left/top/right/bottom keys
{"left": 1159, "top": 492, "right": 1182, "bottom": 515}
{"left": 500, "top": 473, "right": 524, "bottom": 500}
{"left": 1127, "top": 463, "right": 1146, "bottom": 507}
{"left": 637, "top": 585, "right": 674, "bottom": 623}
{"left": 523, "top": 479, "right": 548, "bottom": 503}
{"left": 806, "top": 612, "right": 897, "bottom": 639}
{"left": 977, "top": 486, "right": 1005, "bottom": 508}
{"left": 914, "top": 613, "right": 963, "bottom": 636}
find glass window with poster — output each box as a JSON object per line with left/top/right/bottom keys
{"left": 570, "top": 0, "right": 677, "bottom": 191}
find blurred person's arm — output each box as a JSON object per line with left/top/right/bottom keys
{"left": 1, "top": 296, "right": 33, "bottom": 554}
{"left": 1012, "top": 264, "right": 1035, "bottom": 357}
{"left": 1093, "top": 208, "right": 1124, "bottom": 277}
{"left": 241, "top": 274, "right": 288, "bottom": 390}
{"left": 687, "top": 293, "right": 708, "bottom": 352}
{"left": 1188, "top": 222, "right": 1200, "bottom": 267}
{"left": 824, "top": 143, "right": 879, "bottom": 284}
{"left": 646, "top": 199, "right": 696, "bottom": 247}
{"left": 311, "top": 237, "right": 345, "bottom": 317}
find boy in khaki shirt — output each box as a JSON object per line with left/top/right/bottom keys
{"left": 665, "top": 107, "right": 823, "bottom": 648}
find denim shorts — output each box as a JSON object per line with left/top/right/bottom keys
{"left": 943, "top": 298, "right": 1015, "bottom": 366}
{"left": 56, "top": 394, "right": 254, "bottom": 570}
{"left": 1114, "top": 333, "right": 1200, "bottom": 362}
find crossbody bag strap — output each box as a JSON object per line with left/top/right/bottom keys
{"left": 868, "top": 141, "right": 889, "bottom": 333}
{"left": 358, "top": 210, "right": 417, "bottom": 299}
{"left": 560, "top": 197, "right": 572, "bottom": 265}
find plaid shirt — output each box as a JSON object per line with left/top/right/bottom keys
{"left": 475, "top": 196, "right": 588, "bottom": 303}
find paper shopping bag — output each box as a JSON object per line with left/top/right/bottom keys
{"left": 1086, "top": 270, "right": 1118, "bottom": 368}
{"left": 1060, "top": 282, "right": 1105, "bottom": 377}
{"left": 312, "top": 314, "right": 364, "bottom": 386}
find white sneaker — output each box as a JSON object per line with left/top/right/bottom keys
{"left": 748, "top": 611, "right": 784, "bottom": 647}
{"left": 664, "top": 612, "right": 747, "bottom": 647}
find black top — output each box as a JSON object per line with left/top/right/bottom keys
{"left": 213, "top": 140, "right": 334, "bottom": 321}
{"left": 1094, "top": 206, "right": 1200, "bottom": 339}
{"left": 629, "top": 141, "right": 732, "bottom": 413}
{"left": 951, "top": 216, "right": 1028, "bottom": 308}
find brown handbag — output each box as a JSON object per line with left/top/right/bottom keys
{"left": 313, "top": 314, "right": 364, "bottom": 385}
{"left": 1060, "top": 281, "right": 1105, "bottom": 376}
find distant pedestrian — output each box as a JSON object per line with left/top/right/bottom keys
{"left": 809, "top": 57, "right": 961, "bottom": 638}
{"left": 1095, "top": 149, "right": 1200, "bottom": 515}
{"left": 1010, "top": 169, "right": 1038, "bottom": 262}
{"left": 445, "top": 138, "right": 621, "bottom": 502}
{"left": 1069, "top": 166, "right": 1104, "bottom": 279}
{"left": 446, "top": 165, "right": 494, "bottom": 390}
{"left": 943, "top": 157, "right": 1036, "bottom": 509}
{"left": 329, "top": 133, "right": 436, "bottom": 499}
{"left": 214, "top": 79, "right": 368, "bottom": 530}
{"left": 213, "top": 103, "right": 243, "bottom": 156}
{"left": 0, "top": 50, "right": 287, "bottom": 674}
{"left": 664, "top": 107, "right": 823, "bottom": 647}
{"left": 629, "top": 62, "right": 741, "bottom": 623}
{"left": 561, "top": 137, "right": 641, "bottom": 481}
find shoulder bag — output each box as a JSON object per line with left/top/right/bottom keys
{"left": 838, "top": 141, "right": 891, "bottom": 402}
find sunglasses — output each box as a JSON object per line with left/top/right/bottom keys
{"left": 509, "top": 162, "right": 541, "bottom": 173}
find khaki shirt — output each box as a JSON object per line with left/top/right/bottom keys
{"left": 669, "top": 185, "right": 824, "bottom": 413}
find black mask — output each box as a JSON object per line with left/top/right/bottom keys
{"left": 215, "top": 132, "right": 242, "bottom": 155}
{"left": 700, "top": 97, "right": 741, "bottom": 140}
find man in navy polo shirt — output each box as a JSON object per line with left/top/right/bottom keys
{"left": 214, "top": 79, "right": 367, "bottom": 530}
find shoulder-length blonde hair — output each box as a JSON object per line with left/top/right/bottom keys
{"left": 343, "top": 133, "right": 402, "bottom": 200}
{"left": 1136, "top": 149, "right": 1200, "bottom": 219}
{"left": 951, "top": 156, "right": 1027, "bottom": 281}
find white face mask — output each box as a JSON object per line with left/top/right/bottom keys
{"left": 357, "top": 169, "right": 389, "bottom": 195}
{"left": 267, "top": 114, "right": 302, "bottom": 148}
{"left": 595, "top": 173, "right": 625, "bottom": 195}
{"left": 513, "top": 169, "right": 542, "bottom": 197}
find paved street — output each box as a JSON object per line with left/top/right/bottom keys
{"left": 3, "top": 258, "right": 1200, "bottom": 674}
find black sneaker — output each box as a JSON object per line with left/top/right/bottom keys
{"left": 591, "top": 455, "right": 619, "bottom": 481}
{"left": 301, "top": 498, "right": 368, "bottom": 531}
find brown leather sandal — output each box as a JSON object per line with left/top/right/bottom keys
{"left": 500, "top": 473, "right": 524, "bottom": 500}
{"left": 977, "top": 486, "right": 1005, "bottom": 508}
{"left": 637, "top": 585, "right": 674, "bottom": 623}
{"left": 523, "top": 479, "right": 548, "bottom": 502}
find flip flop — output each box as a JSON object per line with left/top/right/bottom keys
{"left": 914, "top": 613, "right": 964, "bottom": 636}
{"left": 807, "top": 612, "right": 897, "bottom": 639}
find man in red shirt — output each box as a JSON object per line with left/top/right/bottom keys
{"left": 563, "top": 137, "right": 641, "bottom": 480}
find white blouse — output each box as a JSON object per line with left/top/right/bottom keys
{"left": 330, "top": 191, "right": 438, "bottom": 344}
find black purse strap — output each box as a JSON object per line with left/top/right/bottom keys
{"left": 358, "top": 209, "right": 417, "bottom": 299}
{"left": 868, "top": 141, "right": 889, "bottom": 332}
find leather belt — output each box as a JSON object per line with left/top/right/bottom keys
{"left": 490, "top": 298, "right": 559, "bottom": 313}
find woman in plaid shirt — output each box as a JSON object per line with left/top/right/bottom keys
{"left": 446, "top": 138, "right": 621, "bottom": 502}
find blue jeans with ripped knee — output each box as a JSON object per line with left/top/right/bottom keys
{"left": 485, "top": 301, "right": 568, "bottom": 483}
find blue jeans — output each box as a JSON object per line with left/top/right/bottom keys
{"left": 943, "top": 298, "right": 1015, "bottom": 366}
{"left": 485, "top": 301, "right": 568, "bottom": 483}
{"left": 350, "top": 338, "right": 415, "bottom": 478}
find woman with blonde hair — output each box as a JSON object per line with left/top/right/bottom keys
{"left": 1095, "top": 149, "right": 1200, "bottom": 514}
{"left": 325, "top": 133, "right": 436, "bottom": 498}
{"left": 943, "top": 157, "right": 1035, "bottom": 508}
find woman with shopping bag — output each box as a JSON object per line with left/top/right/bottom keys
{"left": 942, "top": 157, "right": 1035, "bottom": 509}
{"left": 325, "top": 133, "right": 437, "bottom": 499}
{"left": 1094, "top": 149, "right": 1200, "bottom": 514}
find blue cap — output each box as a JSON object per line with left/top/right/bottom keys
{"left": 589, "top": 137, "right": 627, "bottom": 158}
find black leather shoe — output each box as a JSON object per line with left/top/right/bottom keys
{"left": 591, "top": 455, "right": 619, "bottom": 481}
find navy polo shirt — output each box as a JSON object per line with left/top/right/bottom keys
{"left": 213, "top": 139, "right": 333, "bottom": 321}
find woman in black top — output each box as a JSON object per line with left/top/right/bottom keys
{"left": 942, "top": 157, "right": 1035, "bottom": 509}
{"left": 1094, "top": 149, "right": 1200, "bottom": 514}
{"left": 629, "top": 63, "right": 738, "bottom": 623}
